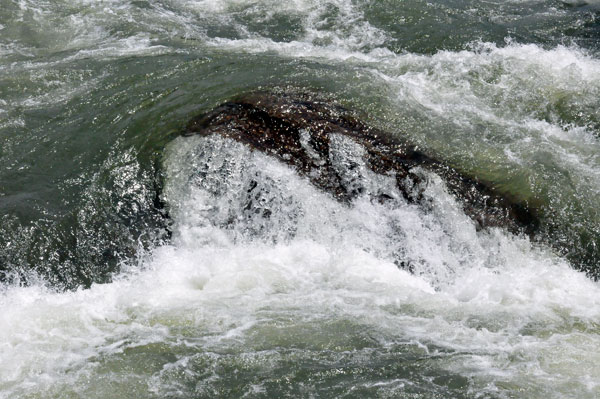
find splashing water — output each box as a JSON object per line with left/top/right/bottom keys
{"left": 1, "top": 0, "right": 600, "bottom": 397}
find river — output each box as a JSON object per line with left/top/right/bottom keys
{"left": 1, "top": 1, "right": 600, "bottom": 398}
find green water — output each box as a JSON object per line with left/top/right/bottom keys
{"left": 1, "top": 0, "right": 600, "bottom": 398}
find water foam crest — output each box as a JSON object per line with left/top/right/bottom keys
{"left": 2, "top": 132, "right": 600, "bottom": 397}
{"left": 376, "top": 42, "right": 600, "bottom": 132}
{"left": 156, "top": 133, "right": 600, "bottom": 397}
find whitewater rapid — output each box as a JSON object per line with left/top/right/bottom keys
{"left": 2, "top": 133, "right": 600, "bottom": 398}
{"left": 2, "top": 0, "right": 600, "bottom": 397}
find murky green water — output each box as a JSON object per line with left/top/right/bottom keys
{"left": 1, "top": 1, "right": 600, "bottom": 398}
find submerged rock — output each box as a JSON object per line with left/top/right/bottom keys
{"left": 185, "top": 91, "right": 540, "bottom": 237}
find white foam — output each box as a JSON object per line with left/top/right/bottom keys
{"left": 2, "top": 0, "right": 600, "bottom": 396}
{"left": 2, "top": 133, "right": 600, "bottom": 397}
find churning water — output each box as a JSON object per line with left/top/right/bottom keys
{"left": 1, "top": 0, "right": 600, "bottom": 398}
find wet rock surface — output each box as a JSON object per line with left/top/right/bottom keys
{"left": 185, "top": 92, "right": 540, "bottom": 237}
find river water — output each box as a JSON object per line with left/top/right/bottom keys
{"left": 1, "top": 1, "right": 600, "bottom": 398}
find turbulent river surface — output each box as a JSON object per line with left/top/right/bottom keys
{"left": 2, "top": 0, "right": 600, "bottom": 398}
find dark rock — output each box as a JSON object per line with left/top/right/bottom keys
{"left": 185, "top": 91, "right": 540, "bottom": 237}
